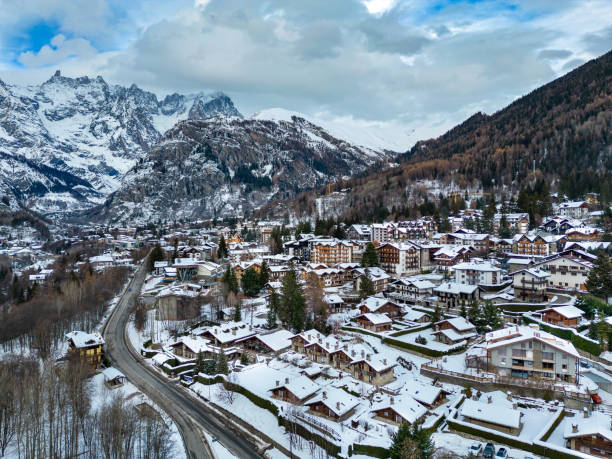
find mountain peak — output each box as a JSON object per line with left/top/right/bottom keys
{"left": 188, "top": 93, "right": 242, "bottom": 119}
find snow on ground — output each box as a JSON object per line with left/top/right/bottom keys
{"left": 88, "top": 372, "right": 186, "bottom": 458}
{"left": 392, "top": 327, "right": 465, "bottom": 352}
{"left": 203, "top": 431, "right": 238, "bottom": 459}
{"left": 432, "top": 431, "right": 532, "bottom": 459}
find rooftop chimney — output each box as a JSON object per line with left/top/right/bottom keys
{"left": 323, "top": 391, "right": 327, "bottom": 399}
{"left": 366, "top": 354, "right": 371, "bottom": 361}
{"left": 285, "top": 377, "right": 289, "bottom": 384}
{"left": 584, "top": 407, "right": 589, "bottom": 418}
{"left": 276, "top": 380, "right": 280, "bottom": 386}
{"left": 572, "top": 424, "right": 578, "bottom": 433}
{"left": 390, "top": 397, "right": 394, "bottom": 405}
{"left": 351, "top": 350, "right": 356, "bottom": 357}
{"left": 361, "top": 350, "right": 365, "bottom": 357}
{"left": 487, "top": 396, "right": 492, "bottom": 404}
{"left": 383, "top": 359, "right": 387, "bottom": 365}
{"left": 506, "top": 391, "right": 512, "bottom": 401}
{"left": 336, "top": 402, "right": 341, "bottom": 410}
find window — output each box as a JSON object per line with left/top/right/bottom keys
{"left": 562, "top": 364, "right": 568, "bottom": 370}
{"left": 500, "top": 357, "right": 506, "bottom": 365}
{"left": 542, "top": 351, "right": 554, "bottom": 360}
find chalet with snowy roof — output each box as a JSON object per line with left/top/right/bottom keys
{"left": 371, "top": 395, "right": 426, "bottom": 426}
{"left": 65, "top": 331, "right": 105, "bottom": 368}
{"left": 328, "top": 343, "right": 370, "bottom": 372}
{"left": 402, "top": 307, "right": 431, "bottom": 324}
{"left": 346, "top": 224, "right": 371, "bottom": 241}
{"left": 436, "top": 232, "right": 490, "bottom": 254}
{"left": 452, "top": 259, "right": 503, "bottom": 286}
{"left": 460, "top": 398, "right": 522, "bottom": 435}
{"left": 153, "top": 260, "right": 168, "bottom": 275}
{"left": 432, "top": 317, "right": 477, "bottom": 345}
{"left": 538, "top": 305, "right": 584, "bottom": 328}
{"left": 305, "top": 388, "right": 360, "bottom": 422}
{"left": 376, "top": 242, "right": 422, "bottom": 276}
{"left": 557, "top": 201, "right": 590, "bottom": 219}
{"left": 356, "top": 313, "right": 392, "bottom": 333}
{"left": 197, "top": 322, "right": 257, "bottom": 348}
{"left": 358, "top": 296, "right": 403, "bottom": 319}
{"left": 540, "top": 216, "right": 580, "bottom": 235}
{"left": 532, "top": 252, "right": 594, "bottom": 291}
{"left": 433, "top": 245, "right": 473, "bottom": 270}
{"left": 494, "top": 212, "right": 529, "bottom": 234}
{"left": 564, "top": 410, "right": 612, "bottom": 457}
{"left": 270, "top": 375, "right": 320, "bottom": 405}
{"left": 169, "top": 335, "right": 214, "bottom": 360}
{"left": 565, "top": 226, "right": 602, "bottom": 241}
{"left": 400, "top": 382, "right": 450, "bottom": 408}
{"left": 305, "top": 336, "right": 341, "bottom": 364}
{"left": 353, "top": 267, "right": 390, "bottom": 293}
{"left": 237, "top": 329, "right": 293, "bottom": 355}
{"left": 289, "top": 329, "right": 326, "bottom": 354}
{"left": 485, "top": 325, "right": 580, "bottom": 382}
{"left": 390, "top": 278, "right": 436, "bottom": 302}
{"left": 511, "top": 268, "right": 550, "bottom": 300}
{"left": 350, "top": 353, "right": 396, "bottom": 386}
{"left": 323, "top": 293, "right": 345, "bottom": 312}
{"left": 433, "top": 282, "right": 480, "bottom": 309}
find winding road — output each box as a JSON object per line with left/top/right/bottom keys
{"left": 103, "top": 260, "right": 261, "bottom": 459}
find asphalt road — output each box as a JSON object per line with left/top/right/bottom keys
{"left": 103, "top": 261, "right": 262, "bottom": 459}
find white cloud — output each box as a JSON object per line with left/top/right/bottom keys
{"left": 18, "top": 34, "right": 97, "bottom": 67}
{"left": 362, "top": 0, "right": 397, "bottom": 15}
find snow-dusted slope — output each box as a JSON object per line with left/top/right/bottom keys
{"left": 253, "top": 108, "right": 413, "bottom": 152}
{"left": 98, "top": 115, "right": 396, "bottom": 224}
{"left": 0, "top": 71, "right": 241, "bottom": 216}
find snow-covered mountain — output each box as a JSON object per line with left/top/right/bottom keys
{"left": 94, "top": 114, "right": 395, "bottom": 224}
{"left": 0, "top": 71, "right": 241, "bottom": 216}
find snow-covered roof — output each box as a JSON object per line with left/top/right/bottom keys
{"left": 432, "top": 328, "right": 475, "bottom": 342}
{"left": 402, "top": 383, "right": 446, "bottom": 406}
{"left": 539, "top": 305, "right": 584, "bottom": 319}
{"left": 360, "top": 296, "right": 399, "bottom": 312}
{"left": 434, "top": 282, "right": 479, "bottom": 295}
{"left": 271, "top": 375, "right": 319, "bottom": 400}
{"left": 371, "top": 395, "right": 426, "bottom": 424}
{"left": 255, "top": 329, "right": 294, "bottom": 352}
{"left": 564, "top": 411, "right": 612, "bottom": 442}
{"left": 453, "top": 260, "right": 501, "bottom": 272}
{"left": 485, "top": 325, "right": 580, "bottom": 359}
{"left": 304, "top": 387, "right": 360, "bottom": 417}
{"left": 358, "top": 313, "right": 392, "bottom": 325}
{"left": 102, "top": 367, "right": 125, "bottom": 381}
{"left": 66, "top": 331, "right": 105, "bottom": 348}
{"left": 436, "top": 317, "right": 476, "bottom": 332}
{"left": 461, "top": 399, "right": 521, "bottom": 429}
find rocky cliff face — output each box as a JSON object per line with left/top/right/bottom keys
{"left": 0, "top": 71, "right": 241, "bottom": 216}
{"left": 98, "top": 114, "right": 394, "bottom": 224}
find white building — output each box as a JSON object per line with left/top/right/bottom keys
{"left": 452, "top": 259, "right": 504, "bottom": 286}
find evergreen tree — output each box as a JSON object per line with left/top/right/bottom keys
{"left": 147, "top": 243, "right": 165, "bottom": 272}
{"left": 359, "top": 273, "right": 375, "bottom": 299}
{"left": 266, "top": 304, "right": 277, "bottom": 329}
{"left": 459, "top": 302, "right": 467, "bottom": 318}
{"left": 333, "top": 224, "right": 346, "bottom": 239}
{"left": 222, "top": 266, "right": 239, "bottom": 295}
{"left": 233, "top": 301, "right": 242, "bottom": 322}
{"left": 217, "top": 235, "right": 229, "bottom": 259}
{"left": 586, "top": 251, "right": 612, "bottom": 299}
{"left": 216, "top": 349, "right": 229, "bottom": 374}
{"left": 431, "top": 304, "right": 442, "bottom": 323}
{"left": 467, "top": 301, "right": 481, "bottom": 327}
{"left": 279, "top": 269, "right": 306, "bottom": 332}
{"left": 314, "top": 219, "right": 327, "bottom": 236}
{"left": 195, "top": 352, "right": 204, "bottom": 374}
{"left": 439, "top": 215, "right": 452, "bottom": 233}
{"left": 361, "top": 243, "right": 380, "bottom": 267}
{"left": 241, "top": 267, "right": 261, "bottom": 297}
{"left": 498, "top": 213, "right": 512, "bottom": 238}
{"left": 482, "top": 300, "right": 503, "bottom": 331}
{"left": 259, "top": 261, "right": 270, "bottom": 287}
{"left": 270, "top": 227, "right": 284, "bottom": 254}
{"left": 389, "top": 423, "right": 434, "bottom": 459}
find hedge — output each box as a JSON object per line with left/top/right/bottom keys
{"left": 540, "top": 410, "right": 565, "bottom": 442}
{"left": 352, "top": 443, "right": 388, "bottom": 458}
{"left": 141, "top": 349, "right": 157, "bottom": 358}
{"left": 225, "top": 380, "right": 279, "bottom": 416}
{"left": 500, "top": 303, "right": 545, "bottom": 312}
{"left": 341, "top": 326, "right": 382, "bottom": 338}
{"left": 383, "top": 337, "right": 467, "bottom": 357}
{"left": 389, "top": 324, "right": 431, "bottom": 337}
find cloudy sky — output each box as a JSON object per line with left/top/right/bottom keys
{"left": 1, "top": 0, "right": 611, "bottom": 149}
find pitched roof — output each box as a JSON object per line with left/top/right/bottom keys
{"left": 461, "top": 399, "right": 521, "bottom": 429}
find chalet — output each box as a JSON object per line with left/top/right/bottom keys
{"left": 323, "top": 293, "right": 345, "bottom": 312}
{"left": 102, "top": 367, "right": 126, "bottom": 388}
{"left": 350, "top": 353, "right": 396, "bottom": 385}
{"left": 169, "top": 335, "right": 214, "bottom": 359}
{"left": 289, "top": 329, "right": 326, "bottom": 354}
{"left": 197, "top": 322, "right": 257, "bottom": 348}
{"left": 452, "top": 260, "right": 503, "bottom": 286}
{"left": 565, "top": 227, "right": 601, "bottom": 241}
{"left": 433, "top": 282, "right": 480, "bottom": 309}
{"left": 538, "top": 305, "right": 584, "bottom": 328}
{"left": 65, "top": 331, "right": 105, "bottom": 368}
{"left": 346, "top": 224, "right": 371, "bottom": 241}
{"left": 329, "top": 343, "right": 370, "bottom": 372}
{"left": 153, "top": 260, "right": 168, "bottom": 275}
{"left": 358, "top": 296, "right": 403, "bottom": 319}
{"left": 511, "top": 268, "right": 550, "bottom": 301}
{"left": 376, "top": 242, "right": 422, "bottom": 276}
{"left": 494, "top": 212, "right": 529, "bottom": 234}
{"left": 304, "top": 388, "right": 360, "bottom": 422}
{"left": 356, "top": 313, "right": 392, "bottom": 333}
{"left": 237, "top": 329, "right": 293, "bottom": 355}
{"left": 371, "top": 395, "right": 426, "bottom": 426}
{"left": 305, "top": 336, "right": 339, "bottom": 364}
{"left": 540, "top": 216, "right": 580, "bottom": 235}
{"left": 513, "top": 234, "right": 549, "bottom": 256}
{"left": 401, "top": 382, "right": 450, "bottom": 408}
{"left": 390, "top": 278, "right": 436, "bottom": 302}
{"left": 485, "top": 325, "right": 580, "bottom": 382}
{"left": 269, "top": 375, "right": 320, "bottom": 405}
{"left": 460, "top": 399, "right": 522, "bottom": 435}
{"left": 533, "top": 251, "right": 594, "bottom": 291}
{"left": 557, "top": 201, "right": 590, "bottom": 219}
{"left": 564, "top": 411, "right": 612, "bottom": 458}
{"left": 433, "top": 246, "right": 473, "bottom": 270}
{"left": 353, "top": 267, "right": 390, "bottom": 293}
{"left": 432, "top": 317, "right": 477, "bottom": 345}
{"left": 402, "top": 307, "right": 431, "bottom": 324}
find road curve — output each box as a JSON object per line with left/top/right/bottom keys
{"left": 103, "top": 260, "right": 261, "bottom": 459}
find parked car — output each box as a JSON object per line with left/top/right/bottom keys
{"left": 580, "top": 361, "right": 591, "bottom": 369}
{"left": 495, "top": 448, "right": 508, "bottom": 458}
{"left": 591, "top": 393, "right": 602, "bottom": 404}
{"left": 468, "top": 442, "right": 483, "bottom": 456}
{"left": 483, "top": 443, "right": 496, "bottom": 458}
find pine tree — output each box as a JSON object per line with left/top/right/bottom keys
{"left": 222, "top": 266, "right": 239, "bottom": 295}
{"left": 586, "top": 251, "right": 612, "bottom": 299}
{"left": 259, "top": 261, "right": 269, "bottom": 287}
{"left": 361, "top": 243, "right": 379, "bottom": 267}
{"left": 233, "top": 301, "right": 242, "bottom": 322}
{"left": 216, "top": 349, "right": 229, "bottom": 374}
{"left": 459, "top": 302, "right": 467, "bottom": 318}
{"left": 359, "top": 273, "right": 375, "bottom": 299}
{"left": 389, "top": 423, "right": 434, "bottom": 459}
{"left": 482, "top": 300, "right": 502, "bottom": 331}
{"left": 195, "top": 352, "right": 204, "bottom": 374}
{"left": 266, "top": 305, "right": 277, "bottom": 329}
{"left": 241, "top": 267, "right": 261, "bottom": 297}
{"left": 147, "top": 243, "right": 165, "bottom": 272}
{"left": 468, "top": 301, "right": 481, "bottom": 326}
{"left": 217, "top": 235, "right": 228, "bottom": 259}
{"left": 431, "top": 304, "right": 442, "bottom": 323}
{"left": 279, "top": 269, "right": 306, "bottom": 332}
